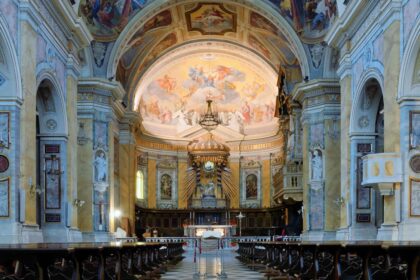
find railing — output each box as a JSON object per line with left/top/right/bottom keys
{"left": 0, "top": 241, "right": 183, "bottom": 280}
{"left": 237, "top": 240, "right": 420, "bottom": 279}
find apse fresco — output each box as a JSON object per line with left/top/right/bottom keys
{"left": 186, "top": 3, "right": 236, "bottom": 35}
{"left": 79, "top": 0, "right": 150, "bottom": 41}
{"left": 268, "top": 0, "right": 338, "bottom": 38}
{"left": 139, "top": 54, "right": 277, "bottom": 135}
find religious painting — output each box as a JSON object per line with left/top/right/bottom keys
{"left": 45, "top": 157, "right": 61, "bottom": 209}
{"left": 249, "top": 12, "right": 278, "bottom": 35}
{"left": 160, "top": 174, "right": 172, "bottom": 200}
{"left": 269, "top": 0, "right": 337, "bottom": 38}
{"left": 138, "top": 53, "right": 277, "bottom": 136}
{"left": 129, "top": 10, "right": 173, "bottom": 44}
{"left": 356, "top": 157, "right": 371, "bottom": 209}
{"left": 79, "top": 0, "right": 150, "bottom": 41}
{"left": 0, "top": 112, "right": 9, "bottom": 149}
{"left": 94, "top": 150, "right": 108, "bottom": 182}
{"left": 410, "top": 178, "right": 420, "bottom": 217}
{"left": 248, "top": 35, "right": 271, "bottom": 60}
{"left": 186, "top": 3, "right": 236, "bottom": 35}
{"left": 410, "top": 111, "right": 420, "bottom": 150}
{"left": 245, "top": 174, "right": 258, "bottom": 199}
{"left": 0, "top": 178, "right": 9, "bottom": 217}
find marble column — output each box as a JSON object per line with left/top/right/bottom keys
{"left": 293, "top": 79, "right": 341, "bottom": 241}
{"left": 178, "top": 157, "right": 189, "bottom": 209}
{"left": 19, "top": 20, "right": 42, "bottom": 242}
{"left": 116, "top": 112, "right": 138, "bottom": 234}
{"left": 77, "top": 78, "right": 124, "bottom": 241}
{"left": 337, "top": 75, "right": 352, "bottom": 240}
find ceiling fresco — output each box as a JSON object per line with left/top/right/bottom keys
{"left": 267, "top": 0, "right": 338, "bottom": 39}
{"left": 113, "top": 3, "right": 303, "bottom": 100}
{"left": 79, "top": 0, "right": 150, "bottom": 41}
{"left": 185, "top": 3, "right": 237, "bottom": 35}
{"left": 134, "top": 46, "right": 279, "bottom": 139}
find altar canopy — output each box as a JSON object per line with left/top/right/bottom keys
{"left": 184, "top": 133, "right": 235, "bottom": 208}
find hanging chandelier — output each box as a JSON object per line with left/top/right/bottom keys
{"left": 199, "top": 99, "right": 220, "bottom": 131}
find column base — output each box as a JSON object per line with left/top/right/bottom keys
{"left": 22, "top": 224, "right": 43, "bottom": 243}
{"left": 0, "top": 222, "right": 21, "bottom": 243}
{"left": 82, "top": 231, "right": 115, "bottom": 242}
{"left": 348, "top": 224, "right": 377, "bottom": 240}
{"left": 301, "top": 230, "right": 336, "bottom": 241}
{"left": 377, "top": 223, "right": 399, "bottom": 240}
{"left": 335, "top": 228, "right": 350, "bottom": 240}
{"left": 398, "top": 221, "right": 420, "bottom": 240}
{"left": 42, "top": 225, "right": 83, "bottom": 243}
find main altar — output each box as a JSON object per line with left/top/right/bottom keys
{"left": 184, "top": 225, "right": 234, "bottom": 238}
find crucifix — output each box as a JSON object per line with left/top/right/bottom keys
{"left": 236, "top": 212, "right": 245, "bottom": 237}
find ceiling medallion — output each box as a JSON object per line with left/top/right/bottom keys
{"left": 358, "top": 116, "right": 369, "bottom": 128}
{"left": 410, "top": 154, "right": 420, "bottom": 173}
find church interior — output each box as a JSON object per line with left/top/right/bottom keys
{"left": 0, "top": 0, "right": 420, "bottom": 279}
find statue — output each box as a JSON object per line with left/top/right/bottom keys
{"left": 311, "top": 149, "right": 323, "bottom": 180}
{"left": 94, "top": 151, "right": 107, "bottom": 182}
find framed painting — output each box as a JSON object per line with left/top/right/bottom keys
{"left": 410, "top": 178, "right": 420, "bottom": 216}
{"left": 410, "top": 111, "right": 420, "bottom": 150}
{"left": 356, "top": 157, "right": 371, "bottom": 209}
{"left": 186, "top": 3, "right": 236, "bottom": 35}
{"left": 45, "top": 157, "right": 61, "bottom": 209}
{"left": 0, "top": 177, "right": 9, "bottom": 217}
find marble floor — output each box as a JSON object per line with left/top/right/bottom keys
{"left": 162, "top": 242, "right": 265, "bottom": 280}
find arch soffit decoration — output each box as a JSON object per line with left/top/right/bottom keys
{"left": 36, "top": 72, "right": 69, "bottom": 136}
{"left": 106, "top": 0, "right": 310, "bottom": 83}
{"left": 398, "top": 16, "right": 420, "bottom": 101}
{"left": 0, "top": 13, "right": 22, "bottom": 101}
{"left": 349, "top": 68, "right": 384, "bottom": 135}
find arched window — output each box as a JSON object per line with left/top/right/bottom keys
{"left": 136, "top": 170, "right": 144, "bottom": 200}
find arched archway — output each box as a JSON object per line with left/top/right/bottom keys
{"left": 35, "top": 77, "right": 69, "bottom": 240}
{"left": 0, "top": 13, "right": 23, "bottom": 242}
{"left": 349, "top": 77, "right": 384, "bottom": 239}
{"left": 0, "top": 14, "right": 22, "bottom": 101}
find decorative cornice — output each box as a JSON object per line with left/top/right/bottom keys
{"left": 18, "top": 0, "right": 42, "bottom": 29}
{"left": 78, "top": 78, "right": 125, "bottom": 101}
{"left": 325, "top": 0, "right": 370, "bottom": 48}
{"left": 291, "top": 79, "right": 340, "bottom": 103}
{"left": 51, "top": 0, "right": 93, "bottom": 48}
